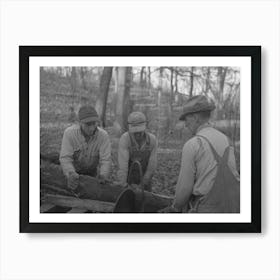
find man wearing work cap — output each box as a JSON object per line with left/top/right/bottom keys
{"left": 117, "top": 112, "right": 157, "bottom": 191}
{"left": 59, "top": 105, "right": 111, "bottom": 190}
{"left": 159, "top": 95, "right": 240, "bottom": 213}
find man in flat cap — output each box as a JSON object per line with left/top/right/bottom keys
{"left": 59, "top": 105, "right": 111, "bottom": 190}
{"left": 160, "top": 95, "right": 240, "bottom": 213}
{"left": 117, "top": 112, "right": 157, "bottom": 191}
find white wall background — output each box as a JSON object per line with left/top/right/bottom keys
{"left": 0, "top": 0, "right": 279, "bottom": 279}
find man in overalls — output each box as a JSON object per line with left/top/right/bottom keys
{"left": 117, "top": 112, "right": 157, "bottom": 191}
{"left": 59, "top": 105, "right": 112, "bottom": 190}
{"left": 159, "top": 95, "right": 240, "bottom": 213}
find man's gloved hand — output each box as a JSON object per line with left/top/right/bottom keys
{"left": 67, "top": 171, "right": 79, "bottom": 190}
{"left": 158, "top": 204, "right": 180, "bottom": 213}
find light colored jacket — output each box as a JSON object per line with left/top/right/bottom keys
{"left": 59, "top": 124, "right": 111, "bottom": 178}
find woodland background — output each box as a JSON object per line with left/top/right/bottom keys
{"left": 40, "top": 66, "right": 240, "bottom": 196}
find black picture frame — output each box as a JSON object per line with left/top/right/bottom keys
{"left": 20, "top": 46, "right": 261, "bottom": 233}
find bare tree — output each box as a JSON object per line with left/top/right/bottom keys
{"left": 147, "top": 67, "right": 151, "bottom": 87}
{"left": 80, "top": 67, "right": 88, "bottom": 90}
{"left": 114, "top": 67, "right": 133, "bottom": 134}
{"left": 156, "top": 67, "right": 164, "bottom": 142}
{"left": 70, "top": 67, "right": 77, "bottom": 106}
{"left": 95, "top": 67, "right": 113, "bottom": 127}
{"left": 140, "top": 67, "right": 146, "bottom": 87}
{"left": 217, "top": 67, "right": 227, "bottom": 99}
{"left": 174, "top": 69, "right": 178, "bottom": 93}
{"left": 216, "top": 67, "right": 228, "bottom": 119}
{"left": 166, "top": 68, "right": 174, "bottom": 131}
{"left": 205, "top": 67, "right": 211, "bottom": 97}
{"left": 189, "top": 67, "right": 195, "bottom": 97}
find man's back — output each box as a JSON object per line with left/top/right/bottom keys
{"left": 191, "top": 126, "right": 240, "bottom": 212}
{"left": 181, "top": 125, "right": 239, "bottom": 197}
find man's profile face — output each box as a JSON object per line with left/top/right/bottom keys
{"left": 80, "top": 121, "right": 98, "bottom": 136}
{"left": 184, "top": 114, "right": 198, "bottom": 134}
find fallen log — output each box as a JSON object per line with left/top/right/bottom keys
{"left": 40, "top": 202, "right": 56, "bottom": 213}
{"left": 68, "top": 208, "right": 89, "bottom": 213}
{"left": 40, "top": 152, "right": 60, "bottom": 165}
{"left": 41, "top": 183, "right": 73, "bottom": 196}
{"left": 41, "top": 162, "right": 173, "bottom": 212}
{"left": 43, "top": 194, "right": 115, "bottom": 213}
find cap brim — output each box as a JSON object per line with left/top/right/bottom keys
{"left": 80, "top": 116, "right": 99, "bottom": 123}
{"left": 179, "top": 106, "right": 215, "bottom": 120}
{"left": 128, "top": 123, "right": 146, "bottom": 133}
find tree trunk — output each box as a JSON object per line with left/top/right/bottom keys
{"left": 174, "top": 71, "right": 178, "bottom": 93}
{"left": 140, "top": 67, "right": 145, "bottom": 87}
{"left": 216, "top": 67, "right": 228, "bottom": 119}
{"left": 95, "top": 67, "right": 113, "bottom": 127}
{"left": 167, "top": 68, "right": 174, "bottom": 131}
{"left": 70, "top": 67, "right": 77, "bottom": 105}
{"left": 170, "top": 68, "right": 174, "bottom": 100}
{"left": 114, "top": 67, "right": 132, "bottom": 135}
{"left": 157, "top": 67, "right": 164, "bottom": 141}
{"left": 189, "top": 67, "right": 195, "bottom": 97}
{"left": 174, "top": 70, "right": 180, "bottom": 104}
{"left": 70, "top": 67, "right": 77, "bottom": 93}
{"left": 147, "top": 67, "right": 152, "bottom": 95}
{"left": 217, "top": 67, "right": 227, "bottom": 99}
{"left": 80, "top": 67, "right": 88, "bottom": 90}
{"left": 205, "top": 67, "right": 211, "bottom": 96}
{"left": 41, "top": 163, "right": 172, "bottom": 212}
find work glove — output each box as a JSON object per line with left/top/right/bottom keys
{"left": 67, "top": 171, "right": 79, "bottom": 190}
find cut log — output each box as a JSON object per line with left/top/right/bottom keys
{"left": 40, "top": 162, "right": 173, "bottom": 212}
{"left": 40, "top": 152, "right": 60, "bottom": 165}
{"left": 43, "top": 194, "right": 114, "bottom": 213}
{"left": 41, "top": 184, "right": 72, "bottom": 196}
{"left": 68, "top": 208, "right": 89, "bottom": 213}
{"left": 40, "top": 203, "right": 56, "bottom": 213}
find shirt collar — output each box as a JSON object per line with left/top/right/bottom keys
{"left": 196, "top": 122, "right": 212, "bottom": 134}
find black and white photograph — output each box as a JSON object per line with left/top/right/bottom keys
{"left": 20, "top": 46, "right": 261, "bottom": 232}
{"left": 40, "top": 66, "right": 241, "bottom": 214}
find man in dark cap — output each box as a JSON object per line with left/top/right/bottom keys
{"left": 160, "top": 95, "right": 240, "bottom": 213}
{"left": 117, "top": 111, "right": 157, "bottom": 191}
{"left": 59, "top": 105, "right": 111, "bottom": 190}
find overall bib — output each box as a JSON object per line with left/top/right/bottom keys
{"left": 127, "top": 133, "right": 152, "bottom": 190}
{"left": 189, "top": 135, "right": 240, "bottom": 213}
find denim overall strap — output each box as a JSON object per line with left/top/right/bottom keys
{"left": 127, "top": 133, "right": 152, "bottom": 185}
